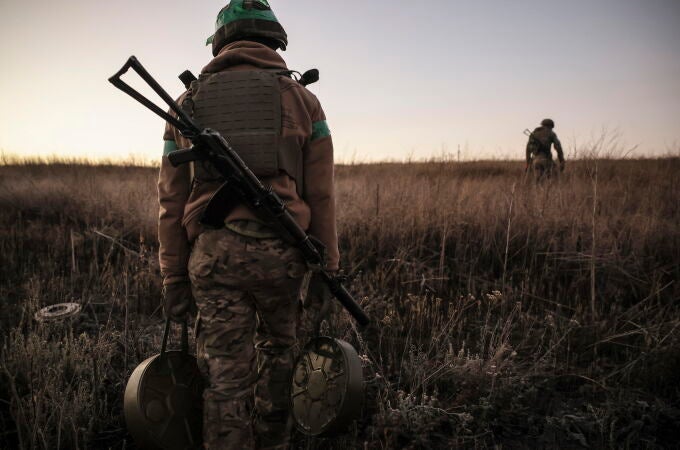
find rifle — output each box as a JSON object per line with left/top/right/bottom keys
{"left": 109, "top": 56, "right": 370, "bottom": 327}
{"left": 524, "top": 128, "right": 541, "bottom": 147}
{"left": 523, "top": 129, "right": 536, "bottom": 173}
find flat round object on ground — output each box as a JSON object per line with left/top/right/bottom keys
{"left": 34, "top": 303, "right": 82, "bottom": 322}
{"left": 124, "top": 351, "right": 204, "bottom": 450}
{"left": 291, "top": 337, "right": 364, "bottom": 436}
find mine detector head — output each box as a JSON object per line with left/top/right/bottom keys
{"left": 207, "top": 0, "right": 288, "bottom": 56}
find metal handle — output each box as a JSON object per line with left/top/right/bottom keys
{"left": 160, "top": 319, "right": 189, "bottom": 363}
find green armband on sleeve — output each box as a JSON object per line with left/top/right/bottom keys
{"left": 163, "top": 140, "right": 178, "bottom": 156}
{"left": 311, "top": 121, "right": 331, "bottom": 142}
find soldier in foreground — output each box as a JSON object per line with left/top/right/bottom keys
{"left": 157, "top": 1, "right": 338, "bottom": 448}
{"left": 525, "top": 118, "right": 566, "bottom": 181}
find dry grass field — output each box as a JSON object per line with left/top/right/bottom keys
{"left": 0, "top": 156, "right": 678, "bottom": 449}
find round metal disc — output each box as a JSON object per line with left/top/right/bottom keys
{"left": 124, "top": 351, "right": 204, "bottom": 450}
{"left": 291, "top": 337, "right": 364, "bottom": 436}
{"left": 34, "top": 303, "right": 82, "bottom": 322}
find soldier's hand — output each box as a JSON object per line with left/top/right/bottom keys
{"left": 163, "top": 281, "right": 196, "bottom": 323}
{"left": 305, "top": 273, "right": 333, "bottom": 325}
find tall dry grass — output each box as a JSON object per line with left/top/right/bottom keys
{"left": 0, "top": 157, "right": 678, "bottom": 449}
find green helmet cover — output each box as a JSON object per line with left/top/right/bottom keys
{"left": 207, "top": 0, "right": 288, "bottom": 55}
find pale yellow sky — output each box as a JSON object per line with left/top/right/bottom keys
{"left": 1, "top": 0, "right": 679, "bottom": 162}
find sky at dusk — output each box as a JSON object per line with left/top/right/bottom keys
{"left": 1, "top": 0, "right": 679, "bottom": 162}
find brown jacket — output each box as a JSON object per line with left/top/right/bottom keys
{"left": 158, "top": 41, "right": 339, "bottom": 285}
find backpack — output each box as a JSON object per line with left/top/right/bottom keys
{"left": 528, "top": 127, "right": 552, "bottom": 157}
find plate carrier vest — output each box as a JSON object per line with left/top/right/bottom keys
{"left": 529, "top": 127, "right": 552, "bottom": 159}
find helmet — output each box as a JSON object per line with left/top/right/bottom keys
{"left": 541, "top": 118, "right": 555, "bottom": 128}
{"left": 207, "top": 0, "right": 288, "bottom": 56}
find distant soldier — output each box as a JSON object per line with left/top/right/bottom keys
{"left": 525, "top": 119, "right": 565, "bottom": 181}
{"left": 158, "top": 1, "right": 338, "bottom": 449}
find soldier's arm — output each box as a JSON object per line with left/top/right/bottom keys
{"left": 158, "top": 121, "right": 193, "bottom": 285}
{"left": 303, "top": 102, "right": 339, "bottom": 271}
{"left": 526, "top": 139, "right": 533, "bottom": 164}
{"left": 552, "top": 132, "right": 565, "bottom": 163}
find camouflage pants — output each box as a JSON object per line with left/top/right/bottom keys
{"left": 531, "top": 154, "right": 555, "bottom": 183}
{"left": 188, "top": 226, "right": 307, "bottom": 450}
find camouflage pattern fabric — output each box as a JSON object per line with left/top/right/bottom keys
{"left": 531, "top": 153, "right": 556, "bottom": 183}
{"left": 188, "top": 225, "right": 307, "bottom": 450}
